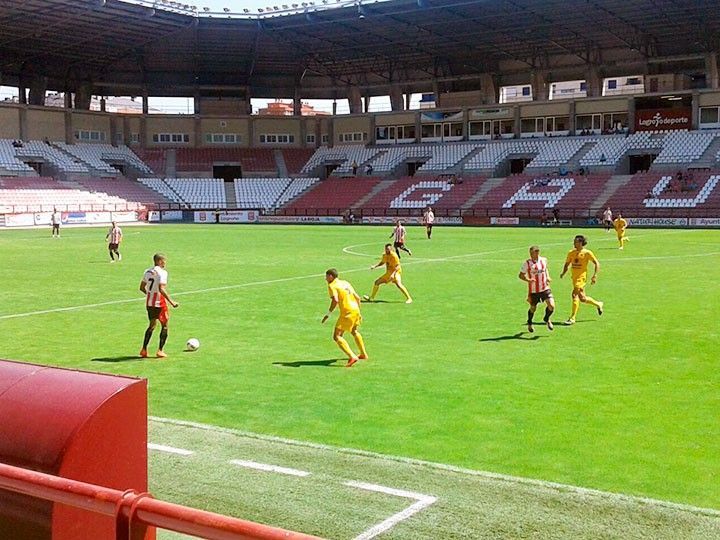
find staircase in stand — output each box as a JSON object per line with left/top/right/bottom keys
{"left": 591, "top": 175, "right": 634, "bottom": 209}
{"left": 223, "top": 181, "right": 237, "bottom": 209}
{"left": 352, "top": 179, "right": 395, "bottom": 208}
{"left": 461, "top": 178, "right": 506, "bottom": 209}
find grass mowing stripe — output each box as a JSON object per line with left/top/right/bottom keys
{"left": 0, "top": 234, "right": 640, "bottom": 320}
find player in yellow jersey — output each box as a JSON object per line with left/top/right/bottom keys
{"left": 363, "top": 243, "right": 413, "bottom": 304}
{"left": 322, "top": 268, "right": 368, "bottom": 367}
{"left": 559, "top": 235, "right": 604, "bottom": 325}
{"left": 613, "top": 213, "right": 629, "bottom": 250}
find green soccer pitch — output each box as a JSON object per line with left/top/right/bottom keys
{"left": 1, "top": 224, "right": 718, "bottom": 539}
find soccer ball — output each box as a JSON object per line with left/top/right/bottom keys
{"left": 186, "top": 338, "right": 200, "bottom": 351}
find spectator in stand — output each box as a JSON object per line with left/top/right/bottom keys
{"left": 540, "top": 210, "right": 549, "bottom": 227}
{"left": 365, "top": 163, "right": 373, "bottom": 175}
{"left": 552, "top": 208, "right": 560, "bottom": 225}
{"left": 351, "top": 160, "right": 358, "bottom": 176}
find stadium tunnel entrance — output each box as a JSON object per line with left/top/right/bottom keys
{"left": 214, "top": 165, "right": 243, "bottom": 182}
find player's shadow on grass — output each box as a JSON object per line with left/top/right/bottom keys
{"left": 91, "top": 355, "right": 145, "bottom": 363}
{"left": 362, "top": 299, "right": 402, "bottom": 304}
{"left": 479, "top": 332, "right": 547, "bottom": 342}
{"left": 272, "top": 358, "right": 343, "bottom": 368}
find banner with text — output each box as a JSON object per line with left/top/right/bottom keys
{"left": 258, "top": 215, "right": 344, "bottom": 224}
{"left": 219, "top": 210, "right": 259, "bottom": 223}
{"left": 627, "top": 217, "right": 688, "bottom": 227}
{"left": 635, "top": 108, "right": 691, "bottom": 131}
{"left": 689, "top": 217, "right": 720, "bottom": 227}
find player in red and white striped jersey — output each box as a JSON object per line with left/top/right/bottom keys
{"left": 139, "top": 253, "right": 178, "bottom": 358}
{"left": 518, "top": 245, "right": 555, "bottom": 332}
{"left": 105, "top": 221, "right": 123, "bottom": 262}
{"left": 389, "top": 220, "right": 412, "bottom": 258}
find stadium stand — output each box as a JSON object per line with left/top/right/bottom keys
{"left": 68, "top": 176, "right": 172, "bottom": 205}
{"left": 233, "top": 177, "right": 319, "bottom": 210}
{"left": 300, "top": 146, "right": 384, "bottom": 175}
{"left": 579, "top": 132, "right": 664, "bottom": 168}
{"left": 281, "top": 149, "right": 316, "bottom": 175}
{"left": 604, "top": 171, "right": 720, "bottom": 216}
{"left": 652, "top": 131, "right": 719, "bottom": 165}
{"left": 138, "top": 178, "right": 183, "bottom": 204}
{"left": 138, "top": 177, "right": 226, "bottom": 208}
{"left": 55, "top": 143, "right": 154, "bottom": 176}
{"left": 281, "top": 177, "right": 382, "bottom": 213}
{"left": 360, "top": 176, "right": 480, "bottom": 210}
{"left": 431, "top": 177, "right": 487, "bottom": 210}
{"left": 175, "top": 148, "right": 276, "bottom": 174}
{"left": 132, "top": 149, "right": 166, "bottom": 176}
{"left": 12, "top": 141, "right": 89, "bottom": 174}
{"left": 0, "top": 177, "right": 139, "bottom": 211}
{"left": 465, "top": 174, "right": 609, "bottom": 214}
{"left": 0, "top": 140, "right": 37, "bottom": 174}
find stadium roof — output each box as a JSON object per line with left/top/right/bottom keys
{"left": 0, "top": 0, "right": 718, "bottom": 100}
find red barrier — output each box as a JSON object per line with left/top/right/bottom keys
{"left": 0, "top": 360, "right": 151, "bottom": 539}
{"left": 0, "top": 463, "right": 324, "bottom": 540}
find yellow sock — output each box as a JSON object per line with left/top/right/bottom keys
{"left": 584, "top": 296, "right": 601, "bottom": 308}
{"left": 335, "top": 336, "right": 355, "bottom": 359}
{"left": 571, "top": 298, "right": 580, "bottom": 319}
{"left": 369, "top": 284, "right": 379, "bottom": 300}
{"left": 397, "top": 284, "right": 411, "bottom": 300}
{"left": 353, "top": 332, "right": 367, "bottom": 358}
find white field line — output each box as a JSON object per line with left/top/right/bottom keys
{"left": 151, "top": 416, "right": 720, "bottom": 518}
{"left": 344, "top": 481, "right": 437, "bottom": 540}
{"left": 0, "top": 229, "right": 695, "bottom": 321}
{"left": 230, "top": 459, "right": 311, "bottom": 477}
{"left": 148, "top": 443, "right": 194, "bottom": 456}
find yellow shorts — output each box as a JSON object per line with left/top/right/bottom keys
{"left": 335, "top": 312, "right": 361, "bottom": 332}
{"left": 377, "top": 271, "right": 401, "bottom": 284}
{"left": 572, "top": 277, "right": 587, "bottom": 291}
{"left": 616, "top": 232, "right": 625, "bottom": 239}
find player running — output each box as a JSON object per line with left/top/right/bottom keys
{"left": 106, "top": 221, "right": 123, "bottom": 262}
{"left": 322, "top": 268, "right": 368, "bottom": 367}
{"left": 423, "top": 207, "right": 435, "bottom": 239}
{"left": 602, "top": 207, "right": 613, "bottom": 232}
{"left": 390, "top": 220, "right": 412, "bottom": 258}
{"left": 364, "top": 243, "right": 413, "bottom": 304}
{"left": 613, "top": 212, "right": 629, "bottom": 250}
{"left": 518, "top": 245, "right": 555, "bottom": 332}
{"left": 139, "top": 253, "right": 179, "bottom": 358}
{"left": 559, "top": 235, "right": 603, "bottom": 325}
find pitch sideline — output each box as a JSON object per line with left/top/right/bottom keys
{"left": 150, "top": 415, "right": 720, "bottom": 519}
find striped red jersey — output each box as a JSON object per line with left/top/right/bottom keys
{"left": 520, "top": 256, "right": 550, "bottom": 294}
{"left": 143, "top": 266, "right": 168, "bottom": 307}
{"left": 393, "top": 225, "right": 406, "bottom": 243}
{"left": 107, "top": 226, "right": 122, "bottom": 244}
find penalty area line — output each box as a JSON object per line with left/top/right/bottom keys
{"left": 344, "top": 480, "right": 437, "bottom": 540}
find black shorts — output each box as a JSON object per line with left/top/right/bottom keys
{"left": 52, "top": 224, "right": 60, "bottom": 231}
{"left": 147, "top": 306, "right": 162, "bottom": 321}
{"left": 426, "top": 224, "right": 433, "bottom": 229}
{"left": 529, "top": 289, "right": 553, "bottom": 305}
{"left": 393, "top": 241, "right": 405, "bottom": 249}
{"left": 109, "top": 243, "right": 119, "bottom": 250}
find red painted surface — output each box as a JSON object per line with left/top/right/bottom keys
{"left": 0, "top": 360, "right": 152, "bottom": 540}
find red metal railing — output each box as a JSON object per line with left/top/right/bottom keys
{"left": 0, "top": 462, "right": 323, "bottom": 540}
